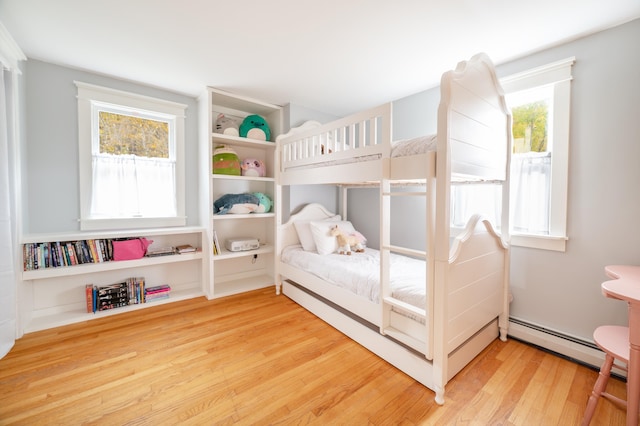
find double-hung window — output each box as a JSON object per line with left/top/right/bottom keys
{"left": 502, "top": 57, "right": 574, "bottom": 251}
{"left": 452, "top": 57, "right": 574, "bottom": 251}
{"left": 76, "top": 82, "right": 187, "bottom": 231}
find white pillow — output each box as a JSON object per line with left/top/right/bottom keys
{"left": 294, "top": 215, "right": 340, "bottom": 252}
{"left": 309, "top": 220, "right": 357, "bottom": 255}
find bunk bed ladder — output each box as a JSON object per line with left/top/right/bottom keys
{"left": 379, "top": 166, "right": 435, "bottom": 356}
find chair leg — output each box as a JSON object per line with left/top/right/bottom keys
{"left": 582, "top": 354, "right": 615, "bottom": 426}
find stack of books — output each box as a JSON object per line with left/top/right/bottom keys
{"left": 176, "top": 244, "right": 196, "bottom": 254}
{"left": 145, "top": 284, "right": 171, "bottom": 302}
{"left": 146, "top": 246, "right": 177, "bottom": 257}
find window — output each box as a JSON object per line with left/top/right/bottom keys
{"left": 76, "top": 82, "right": 187, "bottom": 230}
{"left": 502, "top": 57, "right": 574, "bottom": 251}
{"left": 452, "top": 57, "right": 574, "bottom": 251}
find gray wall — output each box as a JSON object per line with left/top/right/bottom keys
{"left": 501, "top": 19, "right": 640, "bottom": 338}
{"left": 22, "top": 60, "right": 201, "bottom": 234}
{"left": 343, "top": 18, "right": 640, "bottom": 341}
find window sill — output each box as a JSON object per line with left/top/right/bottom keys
{"left": 80, "top": 216, "right": 187, "bottom": 231}
{"left": 509, "top": 233, "right": 567, "bottom": 252}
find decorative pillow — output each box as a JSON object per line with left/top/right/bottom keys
{"left": 309, "top": 220, "right": 358, "bottom": 255}
{"left": 294, "top": 215, "right": 340, "bottom": 252}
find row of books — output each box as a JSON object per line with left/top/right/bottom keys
{"left": 85, "top": 278, "right": 172, "bottom": 313}
{"left": 23, "top": 240, "right": 199, "bottom": 271}
{"left": 24, "top": 239, "right": 114, "bottom": 271}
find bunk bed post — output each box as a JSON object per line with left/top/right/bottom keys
{"left": 499, "top": 83, "right": 514, "bottom": 341}
{"left": 380, "top": 160, "right": 392, "bottom": 334}
{"left": 432, "top": 68, "right": 455, "bottom": 405}
{"left": 275, "top": 131, "right": 285, "bottom": 295}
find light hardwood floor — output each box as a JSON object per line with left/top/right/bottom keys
{"left": 0, "top": 288, "right": 628, "bottom": 425}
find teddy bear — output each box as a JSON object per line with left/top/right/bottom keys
{"left": 240, "top": 158, "right": 266, "bottom": 177}
{"left": 214, "top": 113, "right": 239, "bottom": 136}
{"left": 240, "top": 115, "right": 271, "bottom": 141}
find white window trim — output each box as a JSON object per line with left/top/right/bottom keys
{"left": 500, "top": 57, "right": 575, "bottom": 252}
{"left": 76, "top": 82, "right": 187, "bottom": 231}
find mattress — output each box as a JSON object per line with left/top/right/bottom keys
{"left": 281, "top": 245, "right": 426, "bottom": 310}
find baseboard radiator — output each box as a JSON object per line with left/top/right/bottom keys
{"left": 508, "top": 318, "right": 625, "bottom": 376}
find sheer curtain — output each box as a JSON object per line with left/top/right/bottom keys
{"left": 451, "top": 152, "right": 552, "bottom": 235}
{"left": 0, "top": 68, "right": 17, "bottom": 358}
{"left": 91, "top": 154, "right": 177, "bottom": 218}
{"left": 510, "top": 152, "right": 552, "bottom": 234}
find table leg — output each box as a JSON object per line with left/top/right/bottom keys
{"left": 627, "top": 304, "right": 640, "bottom": 426}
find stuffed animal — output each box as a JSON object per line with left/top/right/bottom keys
{"left": 212, "top": 145, "right": 241, "bottom": 175}
{"left": 329, "top": 225, "right": 365, "bottom": 255}
{"left": 252, "top": 192, "right": 272, "bottom": 213}
{"left": 240, "top": 115, "right": 271, "bottom": 141}
{"left": 214, "top": 113, "right": 239, "bottom": 136}
{"left": 214, "top": 193, "right": 260, "bottom": 214}
{"left": 241, "top": 158, "right": 266, "bottom": 177}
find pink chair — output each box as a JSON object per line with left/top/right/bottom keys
{"left": 581, "top": 325, "right": 629, "bottom": 425}
{"left": 583, "top": 265, "right": 640, "bottom": 426}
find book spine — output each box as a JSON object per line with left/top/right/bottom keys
{"left": 85, "top": 284, "right": 94, "bottom": 313}
{"left": 66, "top": 243, "right": 77, "bottom": 265}
{"left": 81, "top": 241, "right": 92, "bottom": 263}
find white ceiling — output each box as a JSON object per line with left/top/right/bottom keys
{"left": 1, "top": 0, "right": 639, "bottom": 116}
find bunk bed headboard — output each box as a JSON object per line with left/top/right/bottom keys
{"left": 437, "top": 53, "right": 512, "bottom": 182}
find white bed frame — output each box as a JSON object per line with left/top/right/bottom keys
{"left": 275, "top": 53, "right": 512, "bottom": 404}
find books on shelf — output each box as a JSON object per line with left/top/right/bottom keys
{"left": 175, "top": 244, "right": 196, "bottom": 254}
{"left": 212, "top": 230, "right": 221, "bottom": 255}
{"left": 23, "top": 238, "right": 200, "bottom": 271}
{"left": 85, "top": 277, "right": 161, "bottom": 313}
{"left": 146, "top": 246, "right": 177, "bottom": 257}
{"left": 23, "top": 238, "right": 115, "bottom": 271}
{"left": 145, "top": 284, "right": 171, "bottom": 303}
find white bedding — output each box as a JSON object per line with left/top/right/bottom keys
{"left": 391, "top": 134, "right": 437, "bottom": 157}
{"left": 281, "top": 245, "right": 426, "bottom": 310}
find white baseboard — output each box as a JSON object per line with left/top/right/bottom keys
{"left": 508, "top": 318, "right": 620, "bottom": 375}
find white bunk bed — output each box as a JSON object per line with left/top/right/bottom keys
{"left": 275, "top": 53, "right": 512, "bottom": 404}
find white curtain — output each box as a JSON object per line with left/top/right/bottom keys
{"left": 91, "top": 154, "right": 176, "bottom": 218}
{"left": 451, "top": 184, "right": 502, "bottom": 230}
{"left": 0, "top": 68, "right": 17, "bottom": 358}
{"left": 510, "top": 152, "right": 552, "bottom": 234}
{"left": 451, "top": 152, "right": 552, "bottom": 235}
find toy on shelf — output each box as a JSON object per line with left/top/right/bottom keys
{"left": 240, "top": 115, "right": 271, "bottom": 141}
{"left": 213, "top": 145, "right": 241, "bottom": 175}
{"left": 253, "top": 192, "right": 272, "bottom": 213}
{"left": 241, "top": 158, "right": 266, "bottom": 177}
{"left": 213, "top": 192, "right": 272, "bottom": 215}
{"left": 214, "top": 113, "right": 239, "bottom": 136}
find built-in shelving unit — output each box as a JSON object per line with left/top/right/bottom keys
{"left": 20, "top": 226, "right": 207, "bottom": 332}
{"left": 200, "top": 88, "right": 283, "bottom": 298}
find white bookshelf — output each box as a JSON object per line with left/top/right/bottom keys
{"left": 20, "top": 226, "right": 208, "bottom": 332}
{"left": 200, "top": 87, "right": 283, "bottom": 298}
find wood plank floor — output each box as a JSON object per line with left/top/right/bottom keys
{"left": 0, "top": 288, "right": 628, "bottom": 425}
